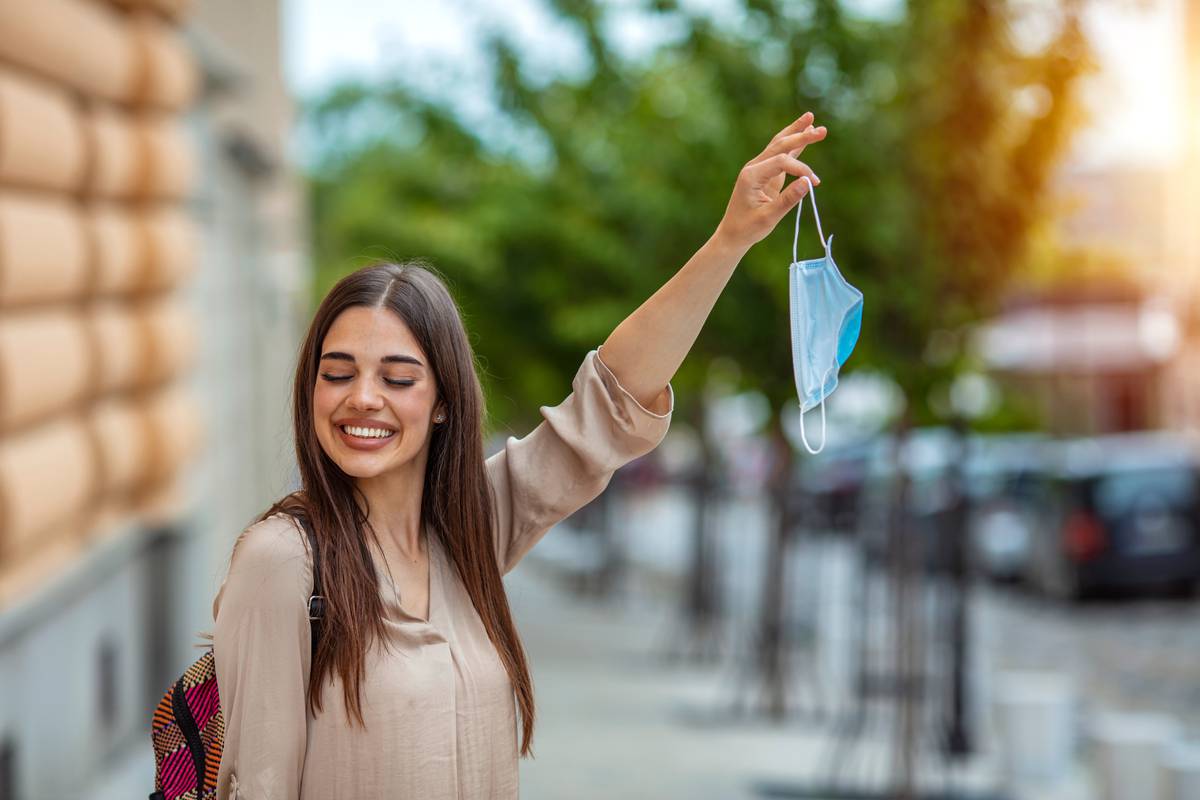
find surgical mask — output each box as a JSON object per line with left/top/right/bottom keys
{"left": 789, "top": 176, "right": 863, "bottom": 455}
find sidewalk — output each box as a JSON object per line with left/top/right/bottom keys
{"left": 97, "top": 538, "right": 1091, "bottom": 800}
{"left": 509, "top": 554, "right": 1029, "bottom": 800}
{"left": 511, "top": 560, "right": 836, "bottom": 800}
{"left": 98, "top": 562, "right": 841, "bottom": 800}
{"left": 509, "top": 523, "right": 1099, "bottom": 800}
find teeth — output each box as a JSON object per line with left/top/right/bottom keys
{"left": 341, "top": 425, "right": 394, "bottom": 439}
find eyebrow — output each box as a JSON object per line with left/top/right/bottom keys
{"left": 320, "top": 352, "right": 425, "bottom": 368}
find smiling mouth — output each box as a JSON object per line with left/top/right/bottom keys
{"left": 339, "top": 425, "right": 397, "bottom": 440}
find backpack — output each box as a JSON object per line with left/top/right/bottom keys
{"left": 148, "top": 515, "right": 325, "bottom": 800}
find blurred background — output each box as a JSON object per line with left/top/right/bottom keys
{"left": 0, "top": 0, "right": 1197, "bottom": 798}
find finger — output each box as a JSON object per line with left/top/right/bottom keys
{"left": 772, "top": 111, "right": 814, "bottom": 144}
{"left": 755, "top": 125, "right": 827, "bottom": 163}
{"left": 750, "top": 112, "right": 815, "bottom": 162}
{"left": 747, "top": 153, "right": 820, "bottom": 186}
{"left": 771, "top": 172, "right": 818, "bottom": 214}
{"left": 787, "top": 124, "right": 826, "bottom": 157}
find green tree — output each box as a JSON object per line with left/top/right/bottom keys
{"left": 306, "top": 0, "right": 1091, "bottom": 427}
{"left": 304, "top": 0, "right": 1093, "bottom": 701}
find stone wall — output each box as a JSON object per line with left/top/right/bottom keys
{"left": 0, "top": 0, "right": 203, "bottom": 607}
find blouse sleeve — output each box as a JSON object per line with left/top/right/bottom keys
{"left": 212, "top": 513, "right": 313, "bottom": 800}
{"left": 485, "top": 345, "right": 674, "bottom": 575}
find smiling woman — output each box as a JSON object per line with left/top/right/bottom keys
{"left": 314, "top": 309, "right": 439, "bottom": 463}
{"left": 318, "top": 321, "right": 441, "bottom": 524}
{"left": 211, "top": 260, "right": 675, "bottom": 800}
{"left": 209, "top": 110, "right": 827, "bottom": 800}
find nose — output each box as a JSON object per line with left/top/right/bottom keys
{"left": 346, "top": 376, "right": 384, "bottom": 411}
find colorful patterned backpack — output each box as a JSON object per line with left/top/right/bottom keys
{"left": 148, "top": 516, "right": 324, "bottom": 800}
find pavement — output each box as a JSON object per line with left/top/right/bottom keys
{"left": 94, "top": 519, "right": 1100, "bottom": 800}
{"left": 98, "top": 559, "right": 859, "bottom": 800}
{"left": 508, "top": 553, "right": 1093, "bottom": 800}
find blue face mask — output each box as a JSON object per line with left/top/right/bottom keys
{"left": 789, "top": 176, "right": 863, "bottom": 455}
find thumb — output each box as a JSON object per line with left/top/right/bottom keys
{"left": 770, "top": 175, "right": 813, "bottom": 218}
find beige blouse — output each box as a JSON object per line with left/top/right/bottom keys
{"left": 212, "top": 347, "right": 673, "bottom": 799}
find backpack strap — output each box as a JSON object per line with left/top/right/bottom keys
{"left": 298, "top": 515, "right": 325, "bottom": 658}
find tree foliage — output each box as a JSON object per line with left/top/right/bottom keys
{"left": 305, "top": 0, "right": 1092, "bottom": 432}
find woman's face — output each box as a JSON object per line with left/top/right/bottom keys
{"left": 313, "top": 305, "right": 443, "bottom": 479}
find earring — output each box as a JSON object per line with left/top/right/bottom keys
{"left": 435, "top": 413, "right": 445, "bottom": 423}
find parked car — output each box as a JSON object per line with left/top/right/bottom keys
{"left": 963, "top": 434, "right": 1052, "bottom": 582}
{"left": 1025, "top": 432, "right": 1200, "bottom": 600}
{"left": 848, "top": 430, "right": 1071, "bottom": 586}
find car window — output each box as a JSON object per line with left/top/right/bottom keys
{"left": 1093, "top": 467, "right": 1199, "bottom": 518}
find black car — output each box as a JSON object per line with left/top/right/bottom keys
{"left": 1026, "top": 432, "right": 1200, "bottom": 600}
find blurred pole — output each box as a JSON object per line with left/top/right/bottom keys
{"left": 594, "top": 471, "right": 618, "bottom": 597}
{"left": 688, "top": 397, "right": 722, "bottom": 658}
{"left": 945, "top": 414, "right": 974, "bottom": 758}
{"left": 757, "top": 410, "right": 796, "bottom": 719}
{"left": 889, "top": 411, "right": 919, "bottom": 800}
{"left": 670, "top": 398, "right": 723, "bottom": 662}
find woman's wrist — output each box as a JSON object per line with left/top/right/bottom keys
{"left": 708, "top": 223, "right": 755, "bottom": 264}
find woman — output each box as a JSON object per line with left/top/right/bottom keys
{"left": 213, "top": 112, "right": 826, "bottom": 799}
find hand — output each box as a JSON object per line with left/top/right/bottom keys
{"left": 714, "top": 112, "right": 827, "bottom": 251}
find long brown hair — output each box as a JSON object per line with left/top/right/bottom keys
{"left": 257, "top": 261, "right": 536, "bottom": 755}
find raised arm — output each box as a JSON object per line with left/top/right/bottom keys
{"left": 600, "top": 111, "right": 827, "bottom": 408}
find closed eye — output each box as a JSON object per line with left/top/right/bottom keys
{"left": 320, "top": 374, "right": 415, "bottom": 388}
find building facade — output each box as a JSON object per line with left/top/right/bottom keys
{"left": 0, "top": 1, "right": 308, "bottom": 797}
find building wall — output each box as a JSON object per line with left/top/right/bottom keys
{"left": 0, "top": 0, "right": 202, "bottom": 610}
{"left": 180, "top": 0, "right": 309, "bottom": 644}
{"left": 0, "top": 0, "right": 309, "bottom": 796}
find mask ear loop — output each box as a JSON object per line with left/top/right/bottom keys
{"left": 792, "top": 175, "right": 832, "bottom": 266}
{"left": 798, "top": 359, "right": 836, "bottom": 455}
{"left": 793, "top": 175, "right": 834, "bottom": 456}
{"left": 799, "top": 398, "right": 827, "bottom": 455}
